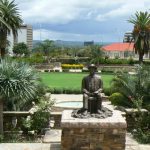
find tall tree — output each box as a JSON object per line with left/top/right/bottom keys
{"left": 0, "top": 0, "right": 23, "bottom": 58}
{"left": 90, "top": 45, "right": 104, "bottom": 65}
{"left": 39, "top": 40, "right": 55, "bottom": 56}
{"left": 128, "top": 11, "right": 150, "bottom": 63}
{"left": 13, "top": 42, "right": 30, "bottom": 56}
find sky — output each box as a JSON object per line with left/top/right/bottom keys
{"left": 15, "top": 0, "right": 150, "bottom": 42}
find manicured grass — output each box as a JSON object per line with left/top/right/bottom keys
{"left": 40, "top": 72, "right": 113, "bottom": 89}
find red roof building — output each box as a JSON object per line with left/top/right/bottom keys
{"left": 102, "top": 43, "right": 134, "bottom": 58}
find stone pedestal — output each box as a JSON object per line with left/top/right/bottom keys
{"left": 61, "top": 109, "right": 127, "bottom": 150}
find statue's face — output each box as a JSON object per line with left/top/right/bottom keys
{"left": 89, "top": 67, "right": 96, "bottom": 75}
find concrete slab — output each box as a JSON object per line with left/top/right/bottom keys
{"left": 0, "top": 143, "right": 61, "bottom": 150}
{"left": 43, "top": 129, "right": 61, "bottom": 143}
{"left": 126, "top": 133, "right": 139, "bottom": 146}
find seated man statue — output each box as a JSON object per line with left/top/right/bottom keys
{"left": 82, "top": 64, "right": 103, "bottom": 114}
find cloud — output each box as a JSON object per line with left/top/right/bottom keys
{"left": 33, "top": 29, "right": 113, "bottom": 42}
{"left": 96, "top": 0, "right": 150, "bottom": 21}
{"left": 14, "top": 0, "right": 150, "bottom": 42}
{"left": 15, "top": 0, "right": 131, "bottom": 24}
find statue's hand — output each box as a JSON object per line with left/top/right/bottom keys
{"left": 84, "top": 91, "right": 90, "bottom": 96}
{"left": 94, "top": 91, "right": 99, "bottom": 95}
{"left": 89, "top": 93, "right": 94, "bottom": 96}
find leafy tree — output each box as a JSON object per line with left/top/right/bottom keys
{"left": 13, "top": 42, "right": 30, "bottom": 56}
{"left": 88, "top": 45, "right": 104, "bottom": 65}
{"left": 0, "top": 0, "right": 23, "bottom": 58}
{"left": 77, "top": 46, "right": 91, "bottom": 57}
{"left": 128, "top": 11, "right": 150, "bottom": 63}
{"left": 0, "top": 58, "right": 39, "bottom": 133}
{"left": 39, "top": 40, "right": 55, "bottom": 56}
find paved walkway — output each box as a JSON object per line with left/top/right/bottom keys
{"left": 0, "top": 132, "right": 150, "bottom": 150}
{"left": 51, "top": 94, "right": 83, "bottom": 102}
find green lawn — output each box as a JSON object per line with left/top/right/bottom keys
{"left": 40, "top": 72, "right": 113, "bottom": 89}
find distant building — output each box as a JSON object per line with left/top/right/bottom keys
{"left": 84, "top": 41, "right": 94, "bottom": 46}
{"left": 7, "top": 24, "right": 33, "bottom": 53}
{"left": 123, "top": 31, "right": 133, "bottom": 43}
{"left": 102, "top": 43, "right": 134, "bottom": 58}
{"left": 102, "top": 42, "right": 150, "bottom": 59}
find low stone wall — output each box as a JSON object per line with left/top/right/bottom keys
{"left": 50, "top": 112, "right": 62, "bottom": 129}
{"left": 61, "top": 110, "right": 127, "bottom": 150}
{"left": 3, "top": 111, "right": 31, "bottom": 130}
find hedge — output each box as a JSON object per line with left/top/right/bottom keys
{"left": 61, "top": 64, "right": 84, "bottom": 69}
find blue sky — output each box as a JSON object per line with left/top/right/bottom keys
{"left": 15, "top": 0, "right": 150, "bottom": 42}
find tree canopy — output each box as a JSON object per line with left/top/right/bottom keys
{"left": 13, "top": 42, "right": 30, "bottom": 56}
{"left": 128, "top": 11, "right": 150, "bottom": 63}
{"left": 0, "top": 0, "right": 22, "bottom": 58}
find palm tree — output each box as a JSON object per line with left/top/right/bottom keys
{"left": 90, "top": 45, "right": 104, "bottom": 65}
{"left": 39, "top": 40, "right": 55, "bottom": 56}
{"left": 128, "top": 11, "right": 150, "bottom": 63}
{"left": 0, "top": 0, "right": 23, "bottom": 58}
{"left": 0, "top": 58, "right": 39, "bottom": 133}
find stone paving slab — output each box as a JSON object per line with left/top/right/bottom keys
{"left": 43, "top": 129, "right": 61, "bottom": 143}
{"left": 0, "top": 143, "right": 61, "bottom": 150}
{"left": 51, "top": 94, "right": 83, "bottom": 102}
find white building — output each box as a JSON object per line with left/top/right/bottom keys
{"left": 7, "top": 24, "right": 33, "bottom": 53}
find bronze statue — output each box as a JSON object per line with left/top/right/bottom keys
{"left": 82, "top": 64, "right": 103, "bottom": 114}
{"left": 71, "top": 64, "right": 112, "bottom": 118}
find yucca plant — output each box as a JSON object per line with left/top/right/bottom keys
{"left": 0, "top": 58, "right": 39, "bottom": 133}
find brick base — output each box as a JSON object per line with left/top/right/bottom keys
{"left": 61, "top": 110, "right": 127, "bottom": 150}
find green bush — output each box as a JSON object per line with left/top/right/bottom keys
{"left": 21, "top": 97, "right": 54, "bottom": 134}
{"left": 92, "top": 58, "right": 136, "bottom": 65}
{"left": 13, "top": 54, "right": 45, "bottom": 64}
{"left": 61, "top": 64, "right": 84, "bottom": 69}
{"left": 132, "top": 112, "right": 150, "bottom": 144}
{"left": 109, "top": 92, "right": 130, "bottom": 107}
{"left": 103, "top": 87, "right": 111, "bottom": 96}
{"left": 46, "top": 87, "right": 81, "bottom": 94}
{"left": 47, "top": 87, "right": 111, "bottom": 95}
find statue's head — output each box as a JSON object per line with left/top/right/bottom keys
{"left": 88, "top": 64, "right": 97, "bottom": 75}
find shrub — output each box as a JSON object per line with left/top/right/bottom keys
{"left": 92, "top": 58, "right": 136, "bottom": 65}
{"left": 21, "top": 97, "right": 54, "bottom": 134}
{"left": 13, "top": 54, "right": 45, "bottom": 64}
{"left": 46, "top": 87, "right": 81, "bottom": 94}
{"left": 132, "top": 112, "right": 150, "bottom": 144}
{"left": 109, "top": 92, "right": 131, "bottom": 107}
{"left": 61, "top": 64, "right": 84, "bottom": 69}
{"left": 103, "top": 87, "right": 111, "bottom": 96}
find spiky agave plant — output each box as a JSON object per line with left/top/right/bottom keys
{"left": 0, "top": 58, "right": 39, "bottom": 110}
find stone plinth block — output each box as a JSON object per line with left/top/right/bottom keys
{"left": 61, "top": 109, "right": 127, "bottom": 150}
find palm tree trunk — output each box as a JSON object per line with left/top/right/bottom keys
{"left": 0, "top": 100, "right": 3, "bottom": 134}
{"left": 0, "top": 48, "right": 6, "bottom": 59}
{"left": 139, "top": 54, "right": 143, "bottom": 63}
